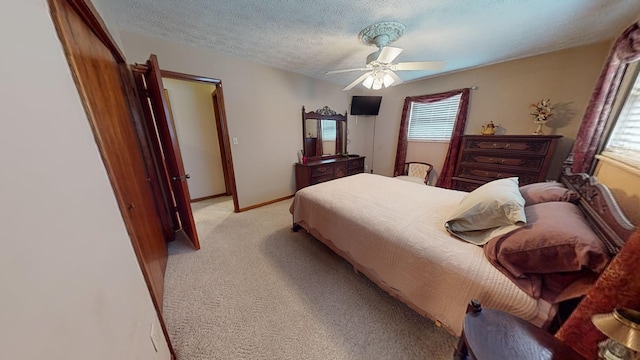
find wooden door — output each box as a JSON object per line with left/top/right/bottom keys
{"left": 48, "top": 4, "right": 174, "bottom": 356}
{"left": 50, "top": 0, "right": 169, "bottom": 306}
{"left": 143, "top": 55, "right": 200, "bottom": 249}
{"left": 131, "top": 69, "right": 180, "bottom": 239}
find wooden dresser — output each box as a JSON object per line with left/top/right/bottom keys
{"left": 295, "top": 156, "right": 365, "bottom": 191}
{"left": 452, "top": 135, "right": 561, "bottom": 192}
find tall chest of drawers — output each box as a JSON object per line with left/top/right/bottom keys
{"left": 451, "top": 135, "right": 561, "bottom": 192}
{"left": 295, "top": 156, "right": 365, "bottom": 191}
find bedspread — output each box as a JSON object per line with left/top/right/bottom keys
{"left": 290, "top": 173, "right": 555, "bottom": 335}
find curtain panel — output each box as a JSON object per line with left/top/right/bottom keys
{"left": 393, "top": 88, "right": 470, "bottom": 188}
{"left": 570, "top": 21, "right": 640, "bottom": 174}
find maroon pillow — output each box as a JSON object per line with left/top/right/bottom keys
{"left": 519, "top": 181, "right": 578, "bottom": 206}
{"left": 484, "top": 201, "right": 610, "bottom": 301}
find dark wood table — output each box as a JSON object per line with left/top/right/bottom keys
{"left": 454, "top": 300, "right": 586, "bottom": 360}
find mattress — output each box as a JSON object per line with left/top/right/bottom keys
{"left": 290, "top": 173, "right": 555, "bottom": 335}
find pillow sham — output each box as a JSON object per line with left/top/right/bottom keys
{"left": 445, "top": 177, "right": 526, "bottom": 245}
{"left": 519, "top": 181, "right": 579, "bottom": 206}
{"left": 484, "top": 201, "right": 610, "bottom": 301}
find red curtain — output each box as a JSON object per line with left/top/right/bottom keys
{"left": 392, "top": 88, "right": 470, "bottom": 188}
{"left": 570, "top": 21, "right": 640, "bottom": 173}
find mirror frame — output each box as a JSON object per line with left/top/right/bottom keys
{"left": 301, "top": 106, "right": 347, "bottom": 160}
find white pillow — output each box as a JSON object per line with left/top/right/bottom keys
{"left": 445, "top": 177, "right": 527, "bottom": 245}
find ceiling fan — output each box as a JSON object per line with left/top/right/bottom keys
{"left": 326, "top": 21, "right": 445, "bottom": 91}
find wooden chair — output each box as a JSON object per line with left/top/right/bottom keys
{"left": 395, "top": 162, "right": 433, "bottom": 185}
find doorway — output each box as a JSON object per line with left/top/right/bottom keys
{"left": 133, "top": 66, "right": 240, "bottom": 217}
{"left": 160, "top": 71, "right": 239, "bottom": 213}
{"left": 162, "top": 78, "right": 226, "bottom": 202}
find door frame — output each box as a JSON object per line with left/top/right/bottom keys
{"left": 158, "top": 70, "right": 240, "bottom": 213}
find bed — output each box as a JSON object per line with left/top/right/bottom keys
{"left": 289, "top": 171, "right": 635, "bottom": 336}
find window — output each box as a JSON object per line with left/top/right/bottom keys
{"left": 407, "top": 93, "right": 462, "bottom": 141}
{"left": 321, "top": 120, "right": 336, "bottom": 141}
{"left": 602, "top": 67, "right": 640, "bottom": 168}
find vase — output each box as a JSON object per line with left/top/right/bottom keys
{"left": 533, "top": 123, "right": 544, "bottom": 135}
{"left": 532, "top": 120, "right": 549, "bottom": 135}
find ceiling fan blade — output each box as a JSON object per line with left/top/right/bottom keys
{"left": 386, "top": 71, "right": 404, "bottom": 86}
{"left": 377, "top": 46, "right": 403, "bottom": 64}
{"left": 394, "top": 61, "right": 445, "bottom": 71}
{"left": 325, "top": 67, "right": 369, "bottom": 75}
{"left": 343, "top": 72, "right": 372, "bottom": 91}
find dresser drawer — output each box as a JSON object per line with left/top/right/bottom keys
{"left": 334, "top": 163, "right": 348, "bottom": 178}
{"left": 311, "top": 175, "right": 334, "bottom": 185}
{"left": 464, "top": 138, "right": 551, "bottom": 155}
{"left": 311, "top": 165, "right": 334, "bottom": 177}
{"left": 295, "top": 156, "right": 366, "bottom": 191}
{"left": 452, "top": 178, "right": 484, "bottom": 192}
{"left": 348, "top": 157, "right": 365, "bottom": 169}
{"left": 458, "top": 166, "right": 538, "bottom": 184}
{"left": 461, "top": 154, "right": 544, "bottom": 170}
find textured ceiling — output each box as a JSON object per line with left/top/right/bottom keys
{"left": 106, "top": 0, "right": 640, "bottom": 88}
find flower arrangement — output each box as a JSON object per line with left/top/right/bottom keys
{"left": 529, "top": 98, "right": 553, "bottom": 123}
{"left": 529, "top": 99, "right": 553, "bottom": 135}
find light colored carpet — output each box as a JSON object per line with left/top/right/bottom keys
{"left": 163, "top": 197, "right": 458, "bottom": 359}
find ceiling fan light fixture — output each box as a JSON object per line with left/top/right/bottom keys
{"left": 329, "top": 21, "right": 444, "bottom": 92}
{"left": 383, "top": 73, "right": 394, "bottom": 87}
{"left": 362, "top": 75, "right": 374, "bottom": 89}
{"left": 372, "top": 77, "right": 383, "bottom": 90}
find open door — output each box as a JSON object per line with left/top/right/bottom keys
{"left": 141, "top": 54, "right": 201, "bottom": 250}
{"left": 49, "top": 0, "right": 175, "bottom": 355}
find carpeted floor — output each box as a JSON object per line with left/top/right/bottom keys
{"left": 163, "top": 197, "right": 458, "bottom": 359}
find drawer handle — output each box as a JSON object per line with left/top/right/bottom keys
{"left": 493, "top": 143, "right": 497, "bottom": 148}
{"left": 497, "top": 173, "right": 502, "bottom": 177}
{"left": 501, "top": 159, "right": 505, "bottom": 164}
{"left": 505, "top": 143, "right": 511, "bottom": 148}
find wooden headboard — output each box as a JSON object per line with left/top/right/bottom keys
{"left": 560, "top": 172, "right": 636, "bottom": 255}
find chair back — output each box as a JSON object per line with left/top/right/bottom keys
{"left": 406, "top": 162, "right": 433, "bottom": 179}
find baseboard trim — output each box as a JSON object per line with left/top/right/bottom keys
{"left": 191, "top": 193, "right": 229, "bottom": 203}
{"left": 238, "top": 195, "right": 294, "bottom": 212}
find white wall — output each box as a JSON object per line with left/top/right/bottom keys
{"left": 163, "top": 78, "right": 226, "bottom": 199}
{"left": 120, "top": 29, "right": 610, "bottom": 206}
{"left": 347, "top": 41, "right": 611, "bottom": 181}
{"left": 119, "top": 31, "right": 352, "bottom": 209}
{"left": 0, "top": 2, "right": 169, "bottom": 359}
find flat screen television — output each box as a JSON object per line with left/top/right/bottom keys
{"left": 350, "top": 96, "right": 382, "bottom": 116}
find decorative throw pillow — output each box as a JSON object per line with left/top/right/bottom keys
{"left": 519, "top": 181, "right": 579, "bottom": 206}
{"left": 484, "top": 201, "right": 610, "bottom": 301}
{"left": 445, "top": 177, "right": 527, "bottom": 245}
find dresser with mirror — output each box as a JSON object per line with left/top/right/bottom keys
{"left": 295, "top": 106, "right": 365, "bottom": 190}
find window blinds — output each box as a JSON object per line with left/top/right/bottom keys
{"left": 321, "top": 120, "right": 336, "bottom": 141}
{"left": 603, "top": 72, "right": 640, "bottom": 168}
{"left": 407, "top": 94, "right": 462, "bottom": 141}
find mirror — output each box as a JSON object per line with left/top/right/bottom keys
{"left": 302, "top": 106, "right": 347, "bottom": 159}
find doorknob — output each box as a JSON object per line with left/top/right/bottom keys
{"left": 172, "top": 174, "right": 191, "bottom": 181}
